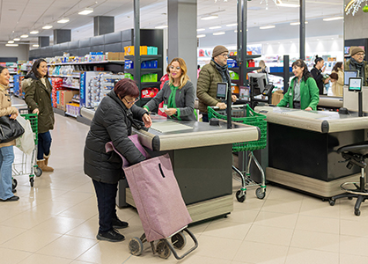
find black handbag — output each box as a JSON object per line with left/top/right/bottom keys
{"left": 0, "top": 116, "right": 25, "bottom": 143}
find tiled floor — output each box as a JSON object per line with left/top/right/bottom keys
{"left": 1, "top": 111, "right": 368, "bottom": 264}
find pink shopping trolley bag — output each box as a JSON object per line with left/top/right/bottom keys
{"left": 124, "top": 153, "right": 192, "bottom": 242}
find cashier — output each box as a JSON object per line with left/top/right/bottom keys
{"left": 277, "top": 59, "right": 319, "bottom": 111}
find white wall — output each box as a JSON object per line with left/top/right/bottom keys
{"left": 0, "top": 44, "right": 30, "bottom": 61}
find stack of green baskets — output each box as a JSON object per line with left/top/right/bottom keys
{"left": 207, "top": 104, "right": 267, "bottom": 152}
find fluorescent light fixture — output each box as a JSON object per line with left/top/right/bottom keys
{"left": 260, "top": 25, "right": 275, "bottom": 29}
{"left": 323, "top": 16, "right": 343, "bottom": 21}
{"left": 226, "top": 23, "right": 237, "bottom": 27}
{"left": 30, "top": 30, "right": 39, "bottom": 34}
{"left": 213, "top": 31, "right": 225, "bottom": 35}
{"left": 78, "top": 8, "right": 93, "bottom": 15}
{"left": 209, "top": 26, "right": 221, "bottom": 29}
{"left": 276, "top": 0, "right": 299, "bottom": 7}
{"left": 6, "top": 44, "right": 18, "bottom": 47}
{"left": 42, "top": 25, "right": 53, "bottom": 29}
{"left": 155, "top": 25, "right": 168, "bottom": 29}
{"left": 290, "top": 21, "right": 308, "bottom": 25}
{"left": 33, "top": 44, "right": 39, "bottom": 47}
{"left": 8, "top": 40, "right": 14, "bottom": 43}
{"left": 197, "top": 34, "right": 206, "bottom": 38}
{"left": 197, "top": 28, "right": 205, "bottom": 31}
{"left": 13, "top": 38, "right": 20, "bottom": 41}
{"left": 20, "top": 34, "right": 28, "bottom": 38}
{"left": 201, "top": 15, "right": 218, "bottom": 20}
{"left": 57, "top": 18, "right": 70, "bottom": 23}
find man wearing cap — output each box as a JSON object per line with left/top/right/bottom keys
{"left": 345, "top": 46, "right": 368, "bottom": 86}
{"left": 197, "top": 45, "right": 237, "bottom": 122}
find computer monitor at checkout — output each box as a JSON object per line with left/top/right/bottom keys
{"left": 349, "top": 77, "right": 362, "bottom": 92}
{"left": 344, "top": 70, "right": 358, "bottom": 86}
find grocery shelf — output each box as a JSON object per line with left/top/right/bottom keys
{"left": 48, "top": 60, "right": 125, "bottom": 66}
{"left": 61, "top": 85, "right": 80, "bottom": 89}
{"left": 124, "top": 68, "right": 162, "bottom": 74}
{"left": 125, "top": 55, "right": 162, "bottom": 62}
{"left": 51, "top": 75, "right": 80, "bottom": 78}
{"left": 141, "top": 82, "right": 161, "bottom": 88}
{"left": 65, "top": 112, "right": 78, "bottom": 118}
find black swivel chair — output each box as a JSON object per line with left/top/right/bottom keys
{"left": 329, "top": 141, "right": 368, "bottom": 216}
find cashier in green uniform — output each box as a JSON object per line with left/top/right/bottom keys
{"left": 277, "top": 59, "right": 319, "bottom": 111}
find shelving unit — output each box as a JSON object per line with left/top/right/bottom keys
{"left": 229, "top": 55, "right": 261, "bottom": 88}
{"left": 61, "top": 85, "right": 80, "bottom": 90}
{"left": 48, "top": 60, "right": 125, "bottom": 66}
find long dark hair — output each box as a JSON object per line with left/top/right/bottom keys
{"left": 292, "top": 59, "right": 312, "bottom": 81}
{"left": 31, "top": 59, "right": 48, "bottom": 79}
{"left": 332, "top": 62, "right": 343, "bottom": 72}
{"left": 314, "top": 55, "right": 323, "bottom": 67}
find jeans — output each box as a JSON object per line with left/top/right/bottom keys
{"left": 201, "top": 113, "right": 209, "bottom": 122}
{"left": 37, "top": 131, "right": 52, "bottom": 160}
{"left": 0, "top": 146, "right": 14, "bottom": 200}
{"left": 92, "top": 179, "right": 119, "bottom": 233}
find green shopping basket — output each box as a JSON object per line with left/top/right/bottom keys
{"left": 207, "top": 104, "right": 267, "bottom": 152}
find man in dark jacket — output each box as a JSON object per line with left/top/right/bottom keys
{"left": 345, "top": 46, "right": 368, "bottom": 86}
{"left": 197, "top": 45, "right": 237, "bottom": 122}
{"left": 84, "top": 79, "right": 151, "bottom": 242}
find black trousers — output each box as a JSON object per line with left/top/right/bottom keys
{"left": 92, "top": 179, "right": 118, "bottom": 233}
{"left": 201, "top": 113, "right": 209, "bottom": 122}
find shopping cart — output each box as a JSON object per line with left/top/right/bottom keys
{"left": 208, "top": 104, "right": 267, "bottom": 202}
{"left": 12, "top": 110, "right": 42, "bottom": 189}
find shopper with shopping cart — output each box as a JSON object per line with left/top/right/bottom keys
{"left": 23, "top": 59, "right": 55, "bottom": 172}
{"left": 0, "top": 66, "right": 20, "bottom": 202}
{"left": 84, "top": 79, "right": 152, "bottom": 242}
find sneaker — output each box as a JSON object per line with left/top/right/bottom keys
{"left": 0, "top": 196, "right": 19, "bottom": 202}
{"left": 96, "top": 229, "right": 125, "bottom": 242}
{"left": 112, "top": 218, "right": 129, "bottom": 229}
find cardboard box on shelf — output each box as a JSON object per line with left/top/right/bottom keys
{"left": 57, "top": 90, "right": 79, "bottom": 111}
{"left": 105, "top": 52, "right": 119, "bottom": 61}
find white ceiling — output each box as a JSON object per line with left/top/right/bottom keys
{"left": 0, "top": 0, "right": 343, "bottom": 45}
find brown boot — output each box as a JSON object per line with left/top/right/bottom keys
{"left": 44, "top": 151, "right": 51, "bottom": 166}
{"left": 37, "top": 160, "right": 54, "bottom": 172}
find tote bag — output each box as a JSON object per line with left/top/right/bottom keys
{"left": 0, "top": 116, "right": 25, "bottom": 143}
{"left": 15, "top": 115, "right": 35, "bottom": 154}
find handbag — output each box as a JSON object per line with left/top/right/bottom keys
{"left": 0, "top": 115, "right": 25, "bottom": 143}
{"left": 15, "top": 115, "right": 35, "bottom": 154}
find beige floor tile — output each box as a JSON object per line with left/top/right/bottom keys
{"left": 194, "top": 234, "right": 243, "bottom": 261}
{"left": 0, "top": 226, "right": 27, "bottom": 245}
{"left": 232, "top": 195, "right": 266, "bottom": 211}
{"left": 233, "top": 241, "right": 288, "bottom": 264}
{"left": 66, "top": 218, "right": 100, "bottom": 239}
{"left": 340, "top": 253, "right": 368, "bottom": 264}
{"left": 36, "top": 235, "right": 98, "bottom": 259}
{"left": 260, "top": 198, "right": 302, "bottom": 214}
{"left": 340, "top": 235, "right": 368, "bottom": 256}
{"left": 244, "top": 224, "right": 294, "bottom": 246}
{"left": 290, "top": 229, "right": 339, "bottom": 252}
{"left": 295, "top": 215, "right": 340, "bottom": 234}
{"left": 285, "top": 247, "right": 339, "bottom": 264}
{"left": 299, "top": 197, "right": 340, "bottom": 218}
{"left": 0, "top": 247, "right": 32, "bottom": 264}
{"left": 17, "top": 254, "right": 72, "bottom": 264}
{"left": 253, "top": 211, "right": 298, "bottom": 229}
{"left": 57, "top": 203, "right": 97, "bottom": 220}
{"left": 201, "top": 218, "right": 251, "bottom": 240}
{"left": 340, "top": 219, "right": 368, "bottom": 237}
{"left": 265, "top": 186, "right": 305, "bottom": 200}
{"left": 226, "top": 208, "right": 259, "bottom": 224}
{"left": 30, "top": 216, "right": 87, "bottom": 235}
{"left": 2, "top": 230, "right": 61, "bottom": 252}
{"left": 339, "top": 202, "right": 368, "bottom": 221}
{"left": 70, "top": 261, "right": 98, "bottom": 264}
{"left": 1, "top": 210, "right": 52, "bottom": 229}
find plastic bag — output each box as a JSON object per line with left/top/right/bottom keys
{"left": 15, "top": 115, "right": 35, "bottom": 155}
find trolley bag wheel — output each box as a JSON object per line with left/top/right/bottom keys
{"left": 171, "top": 232, "right": 187, "bottom": 250}
{"left": 35, "top": 167, "right": 42, "bottom": 177}
{"left": 355, "top": 209, "right": 361, "bottom": 216}
{"left": 329, "top": 199, "right": 335, "bottom": 206}
{"left": 256, "top": 187, "right": 266, "bottom": 200}
{"left": 29, "top": 177, "right": 34, "bottom": 187}
{"left": 129, "top": 237, "right": 143, "bottom": 256}
{"left": 12, "top": 178, "right": 17, "bottom": 190}
{"left": 236, "top": 190, "right": 246, "bottom": 203}
{"left": 156, "top": 240, "right": 171, "bottom": 259}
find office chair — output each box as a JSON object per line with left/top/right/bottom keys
{"left": 329, "top": 141, "right": 368, "bottom": 216}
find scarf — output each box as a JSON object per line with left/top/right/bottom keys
{"left": 212, "top": 58, "right": 231, "bottom": 87}
{"left": 350, "top": 58, "right": 365, "bottom": 81}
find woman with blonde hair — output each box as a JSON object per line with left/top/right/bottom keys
{"left": 257, "top": 60, "right": 268, "bottom": 74}
{"left": 144, "top": 57, "right": 196, "bottom": 121}
{"left": 330, "top": 62, "right": 344, "bottom": 97}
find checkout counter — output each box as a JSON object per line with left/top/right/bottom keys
{"left": 81, "top": 108, "right": 260, "bottom": 223}
{"left": 255, "top": 105, "right": 368, "bottom": 198}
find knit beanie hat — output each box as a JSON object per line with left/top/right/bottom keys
{"left": 350, "top": 46, "right": 365, "bottom": 56}
{"left": 212, "top": 45, "right": 229, "bottom": 58}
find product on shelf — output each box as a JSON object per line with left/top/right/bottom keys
{"left": 105, "top": 52, "right": 124, "bottom": 61}
{"left": 141, "top": 73, "right": 158, "bottom": 83}
{"left": 57, "top": 90, "right": 79, "bottom": 111}
{"left": 124, "top": 60, "right": 158, "bottom": 70}
{"left": 141, "top": 87, "right": 159, "bottom": 98}
{"left": 66, "top": 103, "right": 80, "bottom": 117}
{"left": 227, "top": 59, "right": 237, "bottom": 68}
{"left": 124, "top": 73, "right": 134, "bottom": 80}
{"left": 229, "top": 71, "right": 239, "bottom": 80}
{"left": 124, "top": 46, "right": 158, "bottom": 55}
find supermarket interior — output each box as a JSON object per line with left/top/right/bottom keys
{"left": 2, "top": 0, "right": 368, "bottom": 263}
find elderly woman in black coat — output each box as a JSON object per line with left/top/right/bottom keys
{"left": 84, "top": 78, "right": 151, "bottom": 242}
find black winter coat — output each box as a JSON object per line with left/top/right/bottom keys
{"left": 84, "top": 90, "right": 147, "bottom": 184}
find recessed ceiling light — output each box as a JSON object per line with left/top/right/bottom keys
{"left": 57, "top": 18, "right": 69, "bottom": 23}
{"left": 155, "top": 25, "right": 168, "bottom": 29}
{"left": 20, "top": 34, "right": 28, "bottom": 38}
{"left": 197, "top": 28, "right": 205, "bottom": 32}
{"left": 30, "top": 30, "right": 39, "bottom": 34}
{"left": 197, "top": 34, "right": 206, "bottom": 38}
{"left": 290, "top": 21, "right": 308, "bottom": 25}
{"left": 33, "top": 44, "right": 39, "bottom": 47}
{"left": 14, "top": 38, "right": 20, "bottom": 41}
{"left": 78, "top": 8, "right": 93, "bottom": 15}
{"left": 260, "top": 25, "right": 275, "bottom": 29}
{"left": 8, "top": 41, "right": 14, "bottom": 43}
{"left": 42, "top": 25, "right": 53, "bottom": 29}
{"left": 201, "top": 15, "right": 218, "bottom": 20}
{"left": 6, "top": 44, "right": 18, "bottom": 47}
{"left": 323, "top": 16, "right": 343, "bottom": 21}
{"left": 226, "top": 23, "right": 237, "bottom": 27}
{"left": 209, "top": 26, "right": 221, "bottom": 29}
{"left": 213, "top": 31, "right": 225, "bottom": 35}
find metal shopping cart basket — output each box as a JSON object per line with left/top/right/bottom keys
{"left": 208, "top": 104, "right": 267, "bottom": 202}
{"left": 12, "top": 110, "right": 42, "bottom": 189}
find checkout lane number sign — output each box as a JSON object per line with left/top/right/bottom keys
{"left": 349, "top": 77, "right": 362, "bottom": 91}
